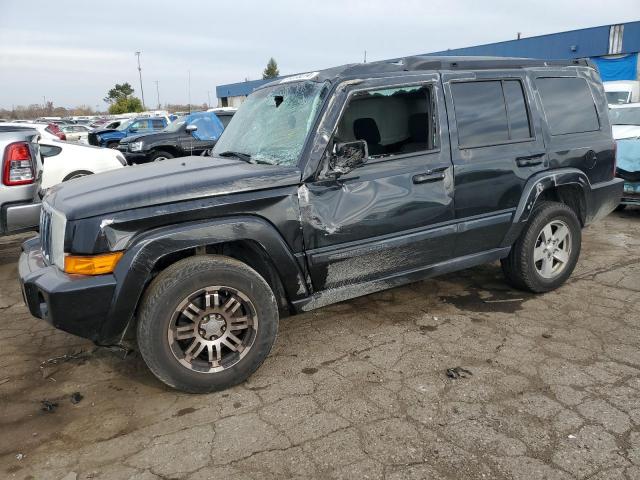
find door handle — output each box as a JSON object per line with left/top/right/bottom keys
{"left": 413, "top": 167, "right": 448, "bottom": 184}
{"left": 515, "top": 152, "right": 545, "bottom": 167}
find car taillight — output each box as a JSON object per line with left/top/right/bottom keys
{"left": 3, "top": 142, "right": 35, "bottom": 186}
{"left": 46, "top": 124, "right": 66, "bottom": 141}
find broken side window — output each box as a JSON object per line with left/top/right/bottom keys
{"left": 334, "top": 84, "right": 437, "bottom": 159}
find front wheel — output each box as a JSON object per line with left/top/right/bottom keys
{"left": 150, "top": 150, "right": 174, "bottom": 162}
{"left": 501, "top": 201, "right": 581, "bottom": 293}
{"left": 136, "top": 255, "right": 279, "bottom": 393}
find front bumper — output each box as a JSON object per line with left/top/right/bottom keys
{"left": 621, "top": 181, "right": 640, "bottom": 206}
{"left": 19, "top": 237, "right": 117, "bottom": 342}
{"left": 121, "top": 151, "right": 149, "bottom": 164}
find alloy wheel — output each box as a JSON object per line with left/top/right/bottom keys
{"left": 533, "top": 219, "right": 572, "bottom": 279}
{"left": 167, "top": 286, "right": 258, "bottom": 373}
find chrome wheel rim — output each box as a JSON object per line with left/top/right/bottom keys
{"left": 533, "top": 219, "right": 572, "bottom": 279}
{"left": 168, "top": 286, "right": 258, "bottom": 373}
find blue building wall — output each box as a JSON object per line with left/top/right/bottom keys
{"left": 217, "top": 21, "right": 640, "bottom": 100}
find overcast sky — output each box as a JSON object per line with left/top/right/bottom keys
{"left": 0, "top": 0, "right": 638, "bottom": 109}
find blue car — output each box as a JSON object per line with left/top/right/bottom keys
{"left": 88, "top": 117, "right": 169, "bottom": 148}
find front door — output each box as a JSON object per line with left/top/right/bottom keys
{"left": 442, "top": 71, "right": 548, "bottom": 256}
{"left": 300, "top": 75, "right": 456, "bottom": 291}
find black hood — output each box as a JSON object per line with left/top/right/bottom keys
{"left": 45, "top": 156, "right": 301, "bottom": 220}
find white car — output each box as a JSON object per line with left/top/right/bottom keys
{"left": 60, "top": 124, "right": 92, "bottom": 143}
{"left": 0, "top": 122, "right": 61, "bottom": 140}
{"left": 604, "top": 80, "right": 640, "bottom": 105}
{"left": 609, "top": 103, "right": 640, "bottom": 140}
{"left": 38, "top": 139, "right": 127, "bottom": 189}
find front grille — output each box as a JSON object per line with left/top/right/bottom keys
{"left": 40, "top": 207, "right": 52, "bottom": 264}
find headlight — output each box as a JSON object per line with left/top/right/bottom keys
{"left": 129, "top": 141, "right": 143, "bottom": 152}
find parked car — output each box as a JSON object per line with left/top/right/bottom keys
{"left": 20, "top": 56, "right": 622, "bottom": 393}
{"left": 61, "top": 124, "right": 92, "bottom": 143}
{"left": 38, "top": 140, "right": 127, "bottom": 190}
{"left": 608, "top": 104, "right": 640, "bottom": 210}
{"left": 88, "top": 116, "right": 169, "bottom": 148}
{"left": 0, "top": 122, "right": 64, "bottom": 141}
{"left": 0, "top": 127, "right": 42, "bottom": 235}
{"left": 604, "top": 80, "right": 640, "bottom": 105}
{"left": 118, "top": 111, "right": 224, "bottom": 164}
{"left": 207, "top": 107, "right": 237, "bottom": 128}
{"left": 609, "top": 103, "right": 640, "bottom": 139}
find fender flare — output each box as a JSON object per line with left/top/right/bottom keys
{"left": 500, "top": 168, "right": 590, "bottom": 248}
{"left": 100, "top": 216, "right": 309, "bottom": 342}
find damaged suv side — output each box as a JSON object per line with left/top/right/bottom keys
{"left": 19, "top": 57, "right": 623, "bottom": 392}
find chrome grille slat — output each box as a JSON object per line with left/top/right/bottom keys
{"left": 40, "top": 207, "right": 52, "bottom": 264}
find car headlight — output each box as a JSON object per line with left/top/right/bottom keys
{"left": 129, "top": 141, "right": 143, "bottom": 152}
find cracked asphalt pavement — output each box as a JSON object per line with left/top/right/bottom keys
{"left": 1, "top": 209, "right": 639, "bottom": 480}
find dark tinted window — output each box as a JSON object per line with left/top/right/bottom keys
{"left": 451, "top": 81, "right": 509, "bottom": 146}
{"left": 151, "top": 119, "right": 165, "bottom": 129}
{"left": 536, "top": 77, "right": 599, "bottom": 135}
{"left": 503, "top": 81, "right": 531, "bottom": 140}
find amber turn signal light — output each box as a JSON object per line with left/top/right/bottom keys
{"left": 64, "top": 252, "right": 124, "bottom": 275}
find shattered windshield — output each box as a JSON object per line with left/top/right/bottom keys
{"left": 213, "top": 80, "right": 329, "bottom": 166}
{"left": 609, "top": 107, "right": 640, "bottom": 126}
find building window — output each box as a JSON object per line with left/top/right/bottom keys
{"left": 608, "top": 24, "right": 624, "bottom": 55}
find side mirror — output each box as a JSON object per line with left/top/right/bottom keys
{"left": 129, "top": 127, "right": 138, "bottom": 133}
{"left": 186, "top": 124, "right": 198, "bottom": 135}
{"left": 330, "top": 140, "right": 368, "bottom": 175}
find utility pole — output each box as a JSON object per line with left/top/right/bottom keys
{"left": 188, "top": 70, "right": 191, "bottom": 114}
{"left": 207, "top": 91, "right": 212, "bottom": 109}
{"left": 135, "top": 51, "right": 146, "bottom": 110}
{"left": 154, "top": 80, "right": 160, "bottom": 109}
{"left": 364, "top": 50, "right": 367, "bottom": 63}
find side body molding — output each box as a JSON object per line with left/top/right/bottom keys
{"left": 500, "top": 168, "right": 590, "bottom": 248}
{"left": 101, "top": 216, "right": 309, "bottom": 342}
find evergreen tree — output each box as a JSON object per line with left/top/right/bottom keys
{"left": 262, "top": 58, "right": 280, "bottom": 79}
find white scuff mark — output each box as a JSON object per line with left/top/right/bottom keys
{"left": 99, "top": 218, "right": 114, "bottom": 230}
{"left": 297, "top": 184, "right": 310, "bottom": 203}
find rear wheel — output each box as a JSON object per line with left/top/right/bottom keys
{"left": 106, "top": 142, "right": 119, "bottom": 149}
{"left": 501, "top": 201, "right": 581, "bottom": 293}
{"left": 150, "top": 150, "right": 174, "bottom": 162}
{"left": 136, "top": 255, "right": 279, "bottom": 393}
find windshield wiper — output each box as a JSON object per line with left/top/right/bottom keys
{"left": 217, "top": 151, "right": 274, "bottom": 165}
{"left": 218, "top": 151, "right": 253, "bottom": 163}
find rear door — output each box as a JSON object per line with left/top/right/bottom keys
{"left": 300, "top": 75, "right": 456, "bottom": 291}
{"left": 442, "top": 70, "right": 548, "bottom": 256}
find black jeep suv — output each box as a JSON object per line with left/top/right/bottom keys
{"left": 118, "top": 111, "right": 226, "bottom": 164}
{"left": 19, "top": 56, "right": 623, "bottom": 393}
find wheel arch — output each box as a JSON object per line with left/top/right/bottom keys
{"left": 501, "top": 168, "right": 590, "bottom": 248}
{"left": 100, "top": 216, "right": 309, "bottom": 343}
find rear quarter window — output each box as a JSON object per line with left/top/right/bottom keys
{"left": 536, "top": 77, "right": 600, "bottom": 135}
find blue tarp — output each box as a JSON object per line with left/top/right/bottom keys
{"left": 617, "top": 139, "right": 640, "bottom": 173}
{"left": 592, "top": 54, "right": 638, "bottom": 81}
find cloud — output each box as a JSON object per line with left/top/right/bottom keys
{"left": 0, "top": 0, "right": 638, "bottom": 108}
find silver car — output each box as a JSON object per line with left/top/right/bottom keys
{"left": 0, "top": 126, "right": 42, "bottom": 235}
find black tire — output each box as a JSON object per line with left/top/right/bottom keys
{"left": 501, "top": 201, "right": 581, "bottom": 293}
{"left": 106, "top": 142, "right": 120, "bottom": 149}
{"left": 615, "top": 204, "right": 627, "bottom": 212}
{"left": 136, "top": 255, "right": 278, "bottom": 393}
{"left": 149, "top": 150, "right": 174, "bottom": 162}
{"left": 63, "top": 170, "right": 93, "bottom": 181}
